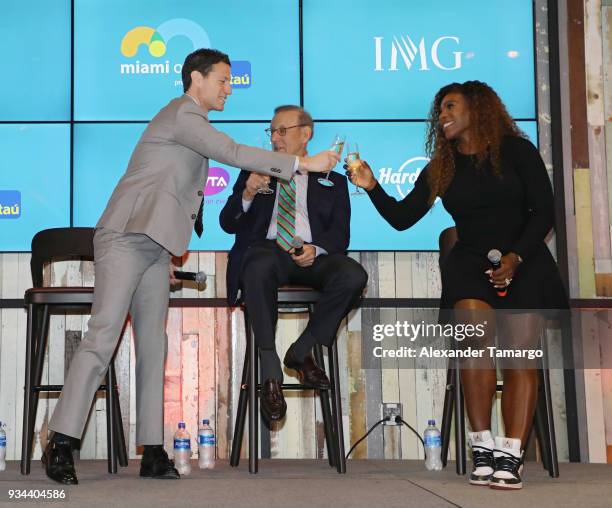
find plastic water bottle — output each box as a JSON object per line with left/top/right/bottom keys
{"left": 198, "top": 419, "right": 216, "bottom": 469}
{"left": 0, "top": 422, "right": 6, "bottom": 471}
{"left": 424, "top": 419, "right": 443, "bottom": 471}
{"left": 173, "top": 422, "right": 191, "bottom": 475}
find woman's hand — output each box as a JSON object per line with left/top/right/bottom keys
{"left": 485, "top": 252, "right": 521, "bottom": 289}
{"left": 344, "top": 159, "right": 377, "bottom": 191}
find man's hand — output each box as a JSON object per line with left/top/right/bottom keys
{"left": 290, "top": 244, "right": 316, "bottom": 267}
{"left": 169, "top": 263, "right": 180, "bottom": 285}
{"left": 298, "top": 150, "right": 340, "bottom": 173}
{"left": 243, "top": 173, "right": 271, "bottom": 201}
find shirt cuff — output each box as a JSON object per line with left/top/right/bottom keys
{"left": 242, "top": 199, "right": 253, "bottom": 212}
{"left": 313, "top": 245, "right": 327, "bottom": 257}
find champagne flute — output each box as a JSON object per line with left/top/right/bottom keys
{"left": 346, "top": 142, "right": 364, "bottom": 195}
{"left": 318, "top": 134, "right": 345, "bottom": 187}
{"left": 257, "top": 140, "right": 275, "bottom": 194}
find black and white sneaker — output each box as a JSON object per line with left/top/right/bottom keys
{"left": 468, "top": 430, "right": 495, "bottom": 486}
{"left": 490, "top": 437, "right": 524, "bottom": 491}
{"left": 470, "top": 445, "right": 495, "bottom": 485}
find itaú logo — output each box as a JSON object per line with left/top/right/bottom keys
{"left": 0, "top": 190, "right": 21, "bottom": 218}
{"left": 377, "top": 157, "right": 429, "bottom": 199}
{"left": 205, "top": 167, "right": 230, "bottom": 196}
{"left": 373, "top": 35, "right": 462, "bottom": 71}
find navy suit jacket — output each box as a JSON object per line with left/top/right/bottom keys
{"left": 219, "top": 170, "right": 351, "bottom": 303}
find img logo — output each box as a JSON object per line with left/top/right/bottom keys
{"left": 0, "top": 190, "right": 21, "bottom": 219}
{"left": 230, "top": 61, "right": 252, "bottom": 89}
{"left": 205, "top": 167, "right": 230, "bottom": 196}
{"left": 377, "top": 156, "right": 430, "bottom": 199}
{"left": 374, "top": 35, "right": 463, "bottom": 71}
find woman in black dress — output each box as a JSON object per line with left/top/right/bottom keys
{"left": 348, "top": 81, "right": 567, "bottom": 490}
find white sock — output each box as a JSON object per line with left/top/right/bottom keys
{"left": 493, "top": 437, "right": 522, "bottom": 479}
{"left": 468, "top": 430, "right": 494, "bottom": 475}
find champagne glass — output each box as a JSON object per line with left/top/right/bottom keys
{"left": 346, "top": 142, "right": 364, "bottom": 195}
{"left": 257, "top": 140, "right": 275, "bottom": 194}
{"left": 318, "top": 134, "right": 345, "bottom": 187}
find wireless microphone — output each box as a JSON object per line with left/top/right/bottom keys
{"left": 486, "top": 249, "right": 507, "bottom": 297}
{"left": 173, "top": 270, "right": 207, "bottom": 285}
{"left": 290, "top": 236, "right": 304, "bottom": 256}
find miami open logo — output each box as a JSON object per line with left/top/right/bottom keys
{"left": 119, "top": 19, "right": 251, "bottom": 88}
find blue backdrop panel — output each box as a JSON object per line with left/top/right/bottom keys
{"left": 303, "top": 0, "right": 535, "bottom": 120}
{"left": 74, "top": 0, "right": 299, "bottom": 121}
{"left": 73, "top": 122, "right": 274, "bottom": 250}
{"left": 0, "top": 125, "right": 70, "bottom": 250}
{"left": 309, "top": 121, "right": 538, "bottom": 250}
{"left": 0, "top": 1, "right": 71, "bottom": 121}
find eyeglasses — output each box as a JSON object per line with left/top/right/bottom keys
{"left": 265, "top": 124, "right": 307, "bottom": 137}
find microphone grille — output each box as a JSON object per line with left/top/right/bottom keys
{"left": 195, "top": 271, "right": 207, "bottom": 285}
{"left": 290, "top": 235, "right": 304, "bottom": 249}
{"left": 487, "top": 249, "right": 502, "bottom": 264}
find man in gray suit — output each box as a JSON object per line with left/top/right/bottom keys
{"left": 43, "top": 48, "right": 339, "bottom": 485}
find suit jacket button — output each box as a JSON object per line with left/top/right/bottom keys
{"left": 191, "top": 214, "right": 196, "bottom": 219}
{"left": 197, "top": 190, "right": 203, "bottom": 196}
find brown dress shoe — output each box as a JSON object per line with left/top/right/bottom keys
{"left": 260, "top": 379, "right": 287, "bottom": 421}
{"left": 283, "top": 349, "right": 331, "bottom": 389}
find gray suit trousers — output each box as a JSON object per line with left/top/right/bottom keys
{"left": 49, "top": 228, "right": 171, "bottom": 445}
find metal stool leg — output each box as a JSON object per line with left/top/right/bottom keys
{"left": 314, "top": 344, "right": 336, "bottom": 468}
{"left": 106, "top": 364, "right": 118, "bottom": 474}
{"left": 454, "top": 365, "right": 466, "bottom": 475}
{"left": 329, "top": 341, "right": 346, "bottom": 473}
{"left": 231, "top": 337, "right": 250, "bottom": 467}
{"left": 440, "top": 367, "right": 454, "bottom": 468}
{"left": 540, "top": 368, "right": 559, "bottom": 477}
{"left": 246, "top": 310, "right": 259, "bottom": 474}
{"left": 110, "top": 365, "right": 128, "bottom": 467}
{"left": 21, "top": 303, "right": 37, "bottom": 475}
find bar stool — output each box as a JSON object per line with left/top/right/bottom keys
{"left": 437, "top": 226, "right": 559, "bottom": 477}
{"left": 21, "top": 227, "right": 128, "bottom": 475}
{"left": 230, "top": 286, "right": 346, "bottom": 474}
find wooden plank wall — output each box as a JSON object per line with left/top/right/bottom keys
{"left": 0, "top": 251, "right": 571, "bottom": 463}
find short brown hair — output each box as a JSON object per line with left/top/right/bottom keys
{"left": 273, "top": 105, "right": 314, "bottom": 140}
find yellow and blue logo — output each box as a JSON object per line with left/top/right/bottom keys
{"left": 0, "top": 190, "right": 21, "bottom": 219}
{"left": 120, "top": 18, "right": 211, "bottom": 58}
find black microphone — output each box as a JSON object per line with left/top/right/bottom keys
{"left": 173, "top": 270, "right": 207, "bottom": 285}
{"left": 290, "top": 235, "right": 304, "bottom": 256}
{"left": 486, "top": 249, "right": 507, "bottom": 297}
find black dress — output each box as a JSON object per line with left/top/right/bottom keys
{"left": 367, "top": 136, "right": 568, "bottom": 310}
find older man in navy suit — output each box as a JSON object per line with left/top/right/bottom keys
{"left": 220, "top": 106, "right": 368, "bottom": 421}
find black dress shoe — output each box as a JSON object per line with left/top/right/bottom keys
{"left": 42, "top": 441, "right": 78, "bottom": 485}
{"left": 140, "top": 447, "right": 180, "bottom": 479}
{"left": 283, "top": 349, "right": 331, "bottom": 389}
{"left": 260, "top": 378, "right": 287, "bottom": 421}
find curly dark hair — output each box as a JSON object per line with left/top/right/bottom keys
{"left": 424, "top": 80, "right": 526, "bottom": 205}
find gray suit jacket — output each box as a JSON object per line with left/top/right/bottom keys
{"left": 97, "top": 95, "right": 295, "bottom": 256}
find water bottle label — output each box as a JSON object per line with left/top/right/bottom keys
{"left": 198, "top": 434, "right": 216, "bottom": 446}
{"left": 424, "top": 435, "right": 441, "bottom": 447}
{"left": 173, "top": 438, "right": 191, "bottom": 450}
{"left": 0, "top": 436, "right": 5, "bottom": 448}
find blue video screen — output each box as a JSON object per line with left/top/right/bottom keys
{"left": 303, "top": 0, "right": 535, "bottom": 120}
{"left": 0, "top": 1, "right": 71, "bottom": 121}
{"left": 73, "top": 122, "right": 274, "bottom": 250}
{"left": 74, "top": 0, "right": 299, "bottom": 121}
{"left": 0, "top": 125, "right": 70, "bottom": 251}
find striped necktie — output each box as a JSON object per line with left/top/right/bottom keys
{"left": 276, "top": 177, "right": 296, "bottom": 251}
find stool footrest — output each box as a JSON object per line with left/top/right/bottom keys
{"left": 33, "top": 384, "right": 114, "bottom": 392}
